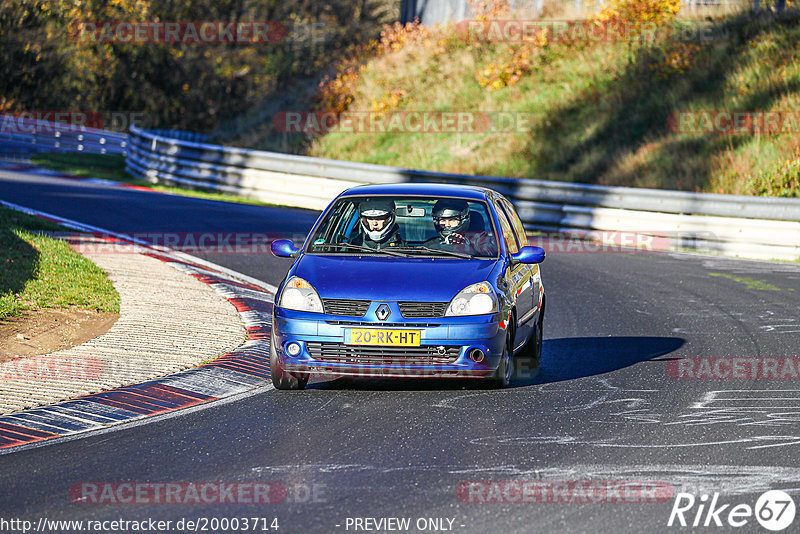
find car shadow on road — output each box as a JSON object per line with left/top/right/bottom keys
{"left": 307, "top": 336, "right": 684, "bottom": 391}
{"left": 514, "top": 336, "right": 685, "bottom": 387}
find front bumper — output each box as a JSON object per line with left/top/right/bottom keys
{"left": 272, "top": 305, "right": 507, "bottom": 380}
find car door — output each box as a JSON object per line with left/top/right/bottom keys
{"left": 498, "top": 196, "right": 542, "bottom": 319}
{"left": 492, "top": 198, "right": 534, "bottom": 347}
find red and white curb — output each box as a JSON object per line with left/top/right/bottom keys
{"left": 0, "top": 201, "right": 278, "bottom": 452}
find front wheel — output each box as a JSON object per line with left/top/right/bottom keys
{"left": 487, "top": 335, "right": 513, "bottom": 388}
{"left": 270, "top": 333, "right": 308, "bottom": 390}
{"left": 530, "top": 318, "right": 543, "bottom": 365}
{"left": 518, "top": 318, "right": 543, "bottom": 373}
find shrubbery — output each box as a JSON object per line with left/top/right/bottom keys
{"left": 0, "top": 0, "right": 398, "bottom": 131}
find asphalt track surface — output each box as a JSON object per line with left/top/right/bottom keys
{"left": 2, "top": 169, "right": 800, "bottom": 533}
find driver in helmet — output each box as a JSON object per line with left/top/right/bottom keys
{"left": 425, "top": 199, "right": 494, "bottom": 255}
{"left": 350, "top": 198, "right": 405, "bottom": 250}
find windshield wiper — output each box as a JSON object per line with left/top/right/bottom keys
{"left": 313, "top": 243, "right": 410, "bottom": 257}
{"left": 394, "top": 246, "right": 473, "bottom": 259}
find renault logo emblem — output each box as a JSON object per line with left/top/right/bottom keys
{"left": 376, "top": 304, "right": 391, "bottom": 321}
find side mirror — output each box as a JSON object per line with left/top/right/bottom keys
{"left": 271, "top": 239, "right": 300, "bottom": 258}
{"left": 512, "top": 246, "right": 545, "bottom": 264}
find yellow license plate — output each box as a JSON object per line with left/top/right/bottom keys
{"left": 347, "top": 329, "right": 421, "bottom": 346}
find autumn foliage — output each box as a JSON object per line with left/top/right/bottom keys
{"left": 318, "top": 0, "right": 687, "bottom": 107}
{"left": 0, "top": 0, "right": 397, "bottom": 131}
{"left": 593, "top": 0, "right": 682, "bottom": 34}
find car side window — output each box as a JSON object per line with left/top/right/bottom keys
{"left": 493, "top": 201, "right": 520, "bottom": 254}
{"left": 498, "top": 198, "right": 529, "bottom": 248}
{"left": 319, "top": 201, "right": 357, "bottom": 244}
{"left": 341, "top": 203, "right": 360, "bottom": 241}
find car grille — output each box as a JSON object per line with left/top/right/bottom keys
{"left": 325, "top": 320, "right": 442, "bottom": 328}
{"left": 398, "top": 302, "right": 448, "bottom": 318}
{"left": 321, "top": 299, "right": 370, "bottom": 317}
{"left": 306, "top": 342, "right": 460, "bottom": 364}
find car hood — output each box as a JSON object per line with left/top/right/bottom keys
{"left": 294, "top": 255, "right": 499, "bottom": 301}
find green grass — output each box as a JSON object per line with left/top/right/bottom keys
{"left": 30, "top": 153, "right": 287, "bottom": 208}
{"left": 708, "top": 272, "right": 790, "bottom": 290}
{"left": 0, "top": 206, "right": 120, "bottom": 320}
{"left": 294, "top": 10, "right": 800, "bottom": 197}
{"left": 30, "top": 153, "right": 130, "bottom": 183}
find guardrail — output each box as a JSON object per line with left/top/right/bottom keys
{"left": 126, "top": 125, "right": 800, "bottom": 261}
{"left": 0, "top": 115, "right": 128, "bottom": 157}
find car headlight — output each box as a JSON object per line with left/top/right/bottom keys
{"left": 279, "top": 276, "right": 323, "bottom": 313}
{"left": 445, "top": 282, "right": 497, "bottom": 316}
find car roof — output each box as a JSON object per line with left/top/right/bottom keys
{"left": 339, "top": 182, "right": 494, "bottom": 201}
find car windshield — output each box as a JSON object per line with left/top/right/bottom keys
{"left": 306, "top": 195, "right": 499, "bottom": 258}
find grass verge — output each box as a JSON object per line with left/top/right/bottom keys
{"left": 0, "top": 206, "right": 120, "bottom": 320}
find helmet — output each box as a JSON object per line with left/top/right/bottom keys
{"left": 432, "top": 199, "right": 470, "bottom": 238}
{"left": 358, "top": 198, "right": 396, "bottom": 243}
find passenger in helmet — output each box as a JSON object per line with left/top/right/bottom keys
{"left": 350, "top": 198, "right": 405, "bottom": 249}
{"left": 425, "top": 199, "right": 472, "bottom": 249}
{"left": 425, "top": 199, "right": 495, "bottom": 256}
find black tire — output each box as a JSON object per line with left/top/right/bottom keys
{"left": 529, "top": 318, "right": 543, "bottom": 366}
{"left": 270, "top": 332, "right": 308, "bottom": 390}
{"left": 518, "top": 315, "right": 544, "bottom": 373}
{"left": 533, "top": 317, "right": 543, "bottom": 365}
{"left": 487, "top": 334, "right": 513, "bottom": 388}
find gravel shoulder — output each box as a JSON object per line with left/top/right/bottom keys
{"left": 0, "top": 235, "right": 246, "bottom": 414}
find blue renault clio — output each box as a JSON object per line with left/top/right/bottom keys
{"left": 269, "top": 183, "right": 546, "bottom": 389}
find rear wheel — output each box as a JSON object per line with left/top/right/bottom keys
{"left": 270, "top": 332, "right": 308, "bottom": 390}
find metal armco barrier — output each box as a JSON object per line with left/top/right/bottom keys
{"left": 0, "top": 116, "right": 791, "bottom": 262}
{"left": 126, "top": 125, "right": 800, "bottom": 261}
{"left": 0, "top": 115, "right": 128, "bottom": 157}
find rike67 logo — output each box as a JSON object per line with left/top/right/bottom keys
{"left": 668, "top": 490, "right": 796, "bottom": 531}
